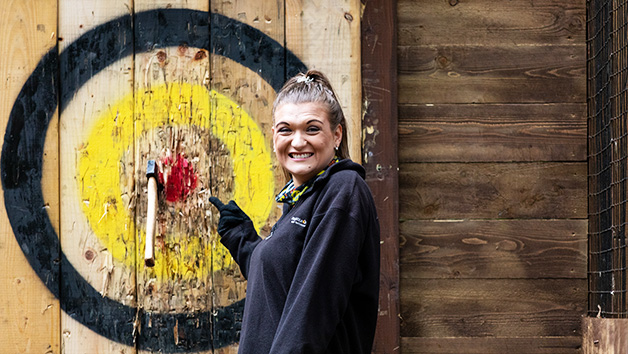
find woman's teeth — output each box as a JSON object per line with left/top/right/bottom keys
{"left": 291, "top": 153, "right": 312, "bottom": 159}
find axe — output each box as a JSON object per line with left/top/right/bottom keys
{"left": 145, "top": 160, "right": 159, "bottom": 267}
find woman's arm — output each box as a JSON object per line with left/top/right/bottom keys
{"left": 209, "top": 197, "right": 262, "bottom": 279}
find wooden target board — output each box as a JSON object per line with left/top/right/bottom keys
{"left": 0, "top": 0, "right": 361, "bottom": 352}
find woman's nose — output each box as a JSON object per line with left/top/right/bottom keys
{"left": 291, "top": 131, "right": 307, "bottom": 148}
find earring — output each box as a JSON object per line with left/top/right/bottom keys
{"left": 334, "top": 146, "right": 338, "bottom": 151}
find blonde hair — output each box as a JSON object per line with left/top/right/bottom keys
{"left": 272, "top": 70, "right": 350, "bottom": 160}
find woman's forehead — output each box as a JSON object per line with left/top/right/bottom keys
{"left": 273, "top": 102, "right": 330, "bottom": 124}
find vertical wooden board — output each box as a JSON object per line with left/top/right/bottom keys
{"left": 210, "top": 1, "right": 285, "bottom": 351}
{"left": 361, "top": 0, "right": 400, "bottom": 352}
{"left": 0, "top": 0, "right": 60, "bottom": 352}
{"left": 582, "top": 318, "right": 628, "bottom": 354}
{"left": 286, "top": 0, "right": 362, "bottom": 162}
{"left": 133, "top": 2, "right": 213, "bottom": 352}
{"left": 57, "top": 0, "right": 135, "bottom": 352}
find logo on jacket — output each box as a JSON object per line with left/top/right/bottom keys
{"left": 290, "top": 216, "right": 308, "bottom": 228}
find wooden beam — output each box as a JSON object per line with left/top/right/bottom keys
{"left": 402, "top": 336, "right": 582, "bottom": 354}
{"left": 582, "top": 317, "right": 628, "bottom": 354}
{"left": 361, "top": 0, "right": 400, "bottom": 352}
{"left": 133, "top": 1, "right": 213, "bottom": 352}
{"left": 286, "top": 0, "right": 362, "bottom": 162}
{"left": 402, "top": 278, "right": 586, "bottom": 338}
{"left": 398, "top": 103, "right": 587, "bottom": 163}
{"left": 210, "top": 1, "right": 285, "bottom": 352}
{"left": 398, "top": 0, "right": 586, "bottom": 47}
{"left": 58, "top": 0, "right": 135, "bottom": 352}
{"left": 0, "top": 0, "right": 60, "bottom": 352}
{"left": 400, "top": 219, "right": 587, "bottom": 279}
{"left": 400, "top": 162, "right": 587, "bottom": 220}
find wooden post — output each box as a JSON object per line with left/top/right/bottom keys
{"left": 361, "top": 0, "right": 400, "bottom": 352}
{"left": 210, "top": 1, "right": 286, "bottom": 352}
{"left": 133, "top": 0, "right": 213, "bottom": 352}
{"left": 58, "top": 0, "right": 135, "bottom": 352}
{"left": 583, "top": 317, "right": 628, "bottom": 353}
{"left": 0, "top": 1, "right": 60, "bottom": 352}
{"left": 286, "top": 0, "right": 362, "bottom": 162}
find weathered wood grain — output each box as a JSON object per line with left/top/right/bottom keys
{"left": 401, "top": 336, "right": 582, "bottom": 354}
{"left": 398, "top": 44, "right": 586, "bottom": 104}
{"left": 399, "top": 103, "right": 586, "bottom": 163}
{"left": 286, "top": 0, "right": 362, "bottom": 161}
{"left": 362, "top": 0, "right": 400, "bottom": 352}
{"left": 133, "top": 1, "right": 213, "bottom": 352}
{"left": 396, "top": 0, "right": 588, "bottom": 353}
{"left": 210, "top": 1, "right": 285, "bottom": 352}
{"left": 399, "top": 45, "right": 585, "bottom": 75}
{"left": 400, "top": 278, "right": 587, "bottom": 338}
{"left": 400, "top": 219, "right": 587, "bottom": 279}
{"left": 58, "top": 1, "right": 135, "bottom": 352}
{"left": 0, "top": 0, "right": 59, "bottom": 353}
{"left": 399, "top": 162, "right": 587, "bottom": 220}
{"left": 582, "top": 317, "right": 628, "bottom": 354}
{"left": 398, "top": 0, "right": 585, "bottom": 46}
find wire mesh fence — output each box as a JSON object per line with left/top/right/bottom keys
{"left": 588, "top": 0, "right": 628, "bottom": 317}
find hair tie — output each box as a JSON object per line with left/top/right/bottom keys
{"left": 296, "top": 75, "right": 314, "bottom": 84}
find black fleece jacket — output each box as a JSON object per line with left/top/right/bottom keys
{"left": 220, "top": 159, "right": 380, "bottom": 354}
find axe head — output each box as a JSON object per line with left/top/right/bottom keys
{"left": 146, "top": 160, "right": 159, "bottom": 179}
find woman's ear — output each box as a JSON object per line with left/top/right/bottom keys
{"left": 334, "top": 124, "right": 343, "bottom": 148}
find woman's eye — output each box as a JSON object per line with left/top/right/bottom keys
{"left": 277, "top": 127, "right": 291, "bottom": 133}
{"left": 307, "top": 126, "right": 321, "bottom": 133}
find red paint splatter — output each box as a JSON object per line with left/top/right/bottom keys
{"left": 159, "top": 154, "right": 198, "bottom": 203}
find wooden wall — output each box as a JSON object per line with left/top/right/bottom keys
{"left": 397, "top": 0, "right": 588, "bottom": 353}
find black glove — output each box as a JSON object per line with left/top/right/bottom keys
{"left": 209, "top": 196, "right": 252, "bottom": 236}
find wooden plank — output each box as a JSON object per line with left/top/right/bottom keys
{"left": 286, "top": 0, "right": 362, "bottom": 162}
{"left": 400, "top": 278, "right": 587, "bottom": 338}
{"left": 582, "top": 317, "right": 628, "bottom": 354}
{"left": 210, "top": 1, "right": 285, "bottom": 352}
{"left": 401, "top": 336, "right": 582, "bottom": 354}
{"left": 398, "top": 0, "right": 586, "bottom": 46}
{"left": 398, "top": 45, "right": 585, "bottom": 75}
{"left": 0, "top": 0, "right": 60, "bottom": 352}
{"left": 398, "top": 103, "right": 587, "bottom": 163}
{"left": 57, "top": 0, "right": 135, "bottom": 352}
{"left": 399, "top": 162, "right": 587, "bottom": 220}
{"left": 398, "top": 44, "right": 586, "bottom": 104}
{"left": 400, "top": 219, "right": 587, "bottom": 279}
{"left": 133, "top": 1, "right": 212, "bottom": 352}
{"left": 362, "top": 0, "right": 400, "bottom": 353}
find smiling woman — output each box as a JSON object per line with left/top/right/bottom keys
{"left": 209, "top": 70, "right": 381, "bottom": 354}
{"left": 272, "top": 102, "right": 342, "bottom": 186}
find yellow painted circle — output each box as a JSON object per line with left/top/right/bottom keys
{"left": 78, "top": 82, "right": 274, "bottom": 281}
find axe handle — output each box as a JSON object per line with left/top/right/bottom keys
{"left": 145, "top": 176, "right": 158, "bottom": 267}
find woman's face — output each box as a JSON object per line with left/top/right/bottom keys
{"left": 272, "top": 102, "right": 342, "bottom": 187}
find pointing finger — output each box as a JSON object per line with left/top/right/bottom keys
{"left": 209, "top": 196, "right": 225, "bottom": 210}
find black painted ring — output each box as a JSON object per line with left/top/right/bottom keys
{"left": 1, "top": 8, "right": 306, "bottom": 352}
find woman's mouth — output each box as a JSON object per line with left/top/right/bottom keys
{"left": 289, "top": 153, "right": 313, "bottom": 159}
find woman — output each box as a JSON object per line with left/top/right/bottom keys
{"left": 209, "top": 70, "right": 380, "bottom": 353}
